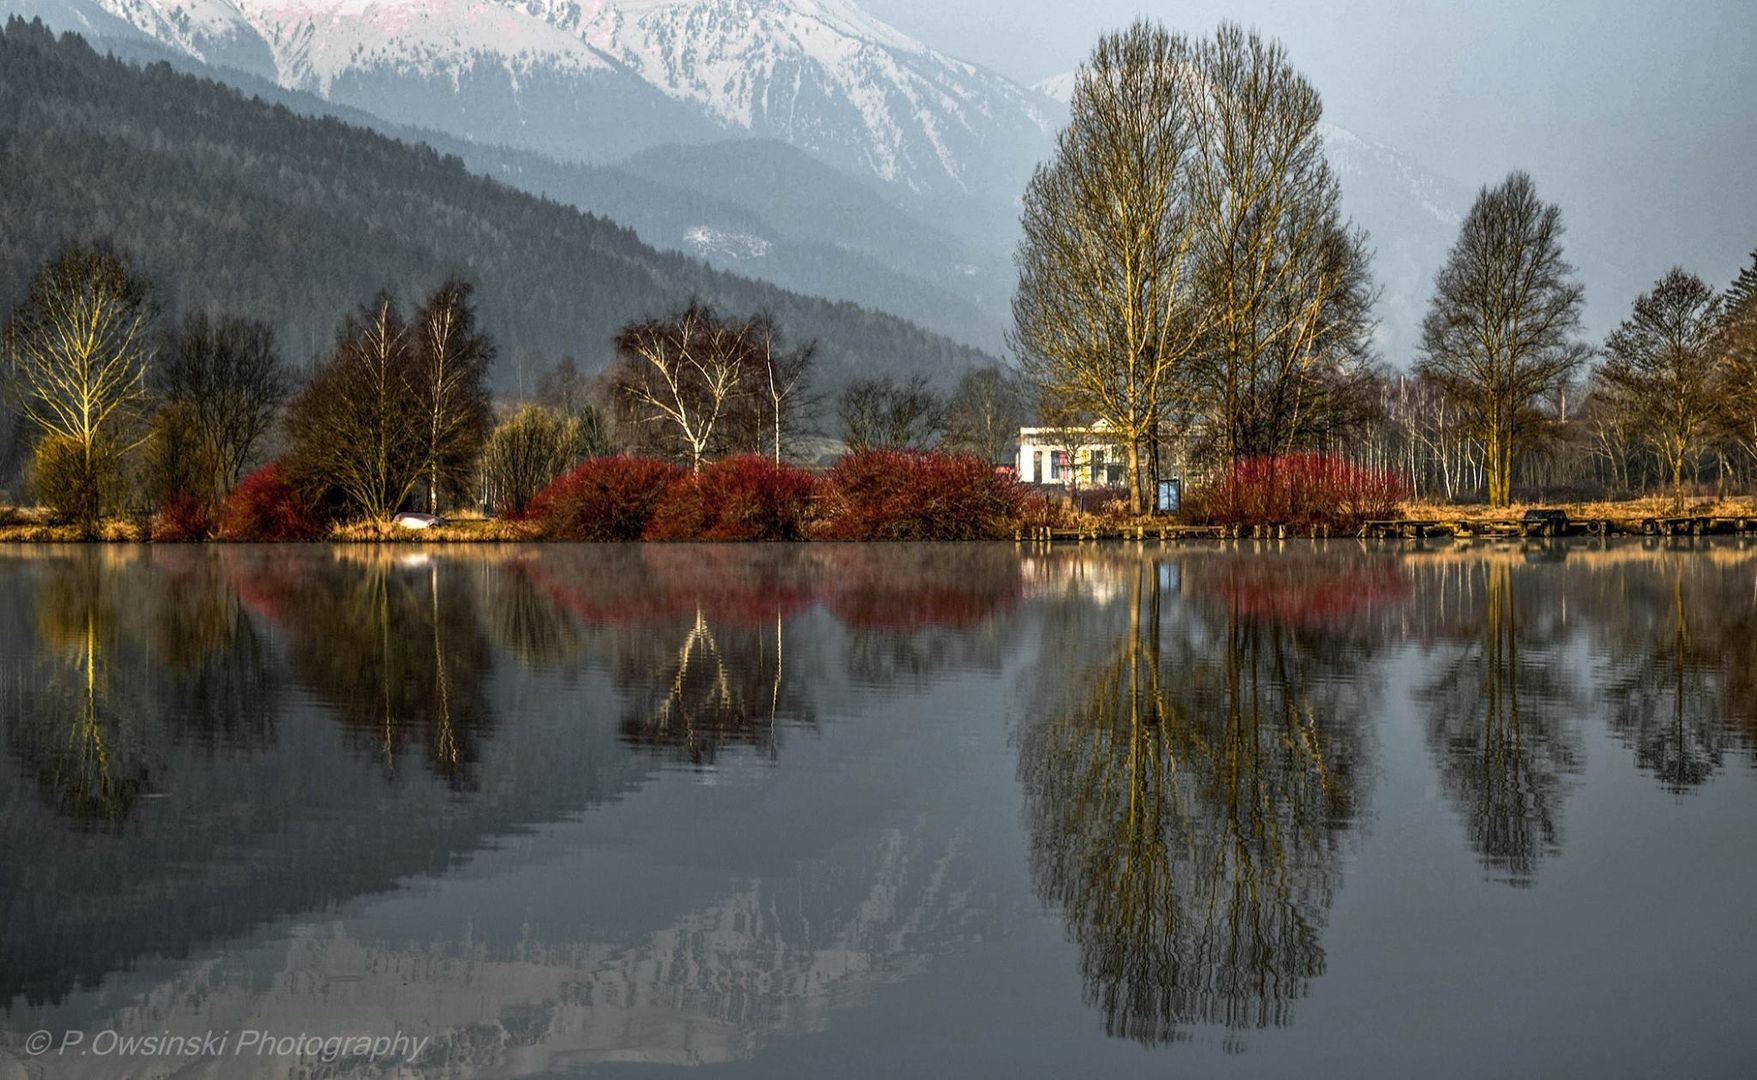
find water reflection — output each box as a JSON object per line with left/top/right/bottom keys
{"left": 1589, "top": 552, "right": 1757, "bottom": 792}
{"left": 1419, "top": 560, "right": 1583, "bottom": 886}
{"left": 1, "top": 541, "right": 1756, "bottom": 1073}
{"left": 1019, "top": 551, "right": 1383, "bottom": 1046}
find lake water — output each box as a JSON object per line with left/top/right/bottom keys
{"left": 1, "top": 541, "right": 1754, "bottom": 1078}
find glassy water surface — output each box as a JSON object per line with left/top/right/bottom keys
{"left": 1, "top": 541, "right": 1754, "bottom": 1077}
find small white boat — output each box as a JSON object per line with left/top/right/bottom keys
{"left": 394, "top": 512, "right": 446, "bottom": 530}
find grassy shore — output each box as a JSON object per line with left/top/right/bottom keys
{"left": 1399, "top": 495, "right": 1757, "bottom": 526}
{"left": 2, "top": 495, "right": 1753, "bottom": 542}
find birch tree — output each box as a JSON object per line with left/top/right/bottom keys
{"left": 749, "top": 313, "right": 818, "bottom": 463}
{"left": 2, "top": 242, "right": 154, "bottom": 533}
{"left": 1415, "top": 172, "right": 1587, "bottom": 507}
{"left": 1011, "top": 20, "right": 1205, "bottom": 514}
{"left": 413, "top": 279, "right": 494, "bottom": 512}
{"left": 612, "top": 301, "right": 752, "bottom": 472}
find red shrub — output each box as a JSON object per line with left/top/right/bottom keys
{"left": 820, "top": 450, "right": 1027, "bottom": 540}
{"left": 644, "top": 455, "right": 819, "bottom": 541}
{"left": 216, "top": 462, "right": 323, "bottom": 541}
{"left": 152, "top": 493, "right": 212, "bottom": 542}
{"left": 526, "top": 455, "right": 684, "bottom": 541}
{"left": 1205, "top": 453, "right": 1409, "bottom": 531}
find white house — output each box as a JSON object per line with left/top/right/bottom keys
{"left": 1016, "top": 420, "right": 1128, "bottom": 487}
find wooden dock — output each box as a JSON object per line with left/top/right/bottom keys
{"left": 1014, "top": 515, "right": 1757, "bottom": 545}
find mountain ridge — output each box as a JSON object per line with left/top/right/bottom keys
{"left": 0, "top": 19, "right": 999, "bottom": 400}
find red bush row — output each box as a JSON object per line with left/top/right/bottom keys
{"left": 645, "top": 455, "right": 819, "bottom": 541}
{"left": 525, "top": 450, "right": 1029, "bottom": 542}
{"left": 1205, "top": 452, "right": 1408, "bottom": 530}
{"left": 816, "top": 449, "right": 1026, "bottom": 541}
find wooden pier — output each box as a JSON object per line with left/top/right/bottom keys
{"left": 1015, "top": 514, "right": 1757, "bottom": 545}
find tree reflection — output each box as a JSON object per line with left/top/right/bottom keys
{"left": 272, "top": 553, "right": 494, "bottom": 787}
{"left": 1020, "top": 554, "right": 1370, "bottom": 1046}
{"left": 7, "top": 553, "right": 152, "bottom": 827}
{"left": 1592, "top": 557, "right": 1755, "bottom": 792}
{"left": 1421, "top": 561, "right": 1581, "bottom": 886}
{"left": 616, "top": 608, "right": 810, "bottom": 764}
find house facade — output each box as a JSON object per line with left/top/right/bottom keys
{"left": 1016, "top": 422, "right": 1128, "bottom": 487}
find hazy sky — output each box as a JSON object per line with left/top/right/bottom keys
{"left": 866, "top": 0, "right": 1757, "bottom": 312}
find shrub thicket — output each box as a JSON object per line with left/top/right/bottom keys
{"left": 645, "top": 455, "right": 819, "bottom": 541}
{"left": 1206, "top": 452, "right": 1408, "bottom": 530}
{"left": 526, "top": 455, "right": 683, "bottom": 540}
{"left": 820, "top": 450, "right": 1026, "bottom": 540}
{"left": 216, "top": 462, "right": 323, "bottom": 541}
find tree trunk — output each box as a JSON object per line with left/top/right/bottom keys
{"left": 1126, "top": 439, "right": 1144, "bottom": 516}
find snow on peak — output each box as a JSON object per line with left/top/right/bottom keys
{"left": 1032, "top": 70, "right": 1076, "bottom": 104}
{"left": 65, "top": 0, "right": 1054, "bottom": 196}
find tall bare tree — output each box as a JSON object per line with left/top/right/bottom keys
{"left": 1598, "top": 269, "right": 1726, "bottom": 495}
{"left": 1012, "top": 20, "right": 1205, "bottom": 514}
{"left": 1415, "top": 172, "right": 1588, "bottom": 506}
{"left": 156, "top": 312, "right": 287, "bottom": 505}
{"left": 2, "top": 241, "right": 154, "bottom": 533}
{"left": 413, "top": 279, "right": 494, "bottom": 512}
{"left": 749, "top": 313, "right": 819, "bottom": 462}
{"left": 1187, "top": 24, "right": 1377, "bottom": 463}
{"left": 612, "top": 300, "right": 753, "bottom": 471}
{"left": 285, "top": 292, "right": 425, "bottom": 520}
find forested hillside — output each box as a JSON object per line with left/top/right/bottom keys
{"left": 0, "top": 19, "right": 998, "bottom": 391}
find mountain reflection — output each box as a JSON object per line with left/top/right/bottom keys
{"left": 1019, "top": 551, "right": 1382, "bottom": 1047}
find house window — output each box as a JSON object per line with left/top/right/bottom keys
{"left": 1050, "top": 452, "right": 1063, "bottom": 481}
{"left": 1032, "top": 450, "right": 1043, "bottom": 483}
{"left": 1091, "top": 447, "right": 1105, "bottom": 484}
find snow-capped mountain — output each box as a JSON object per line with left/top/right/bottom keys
{"left": 16, "top": 0, "right": 1054, "bottom": 218}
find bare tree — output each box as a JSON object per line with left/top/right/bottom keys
{"left": 414, "top": 279, "right": 494, "bottom": 512}
{"left": 1598, "top": 269, "right": 1726, "bottom": 496}
{"left": 2, "top": 241, "right": 154, "bottom": 533}
{"left": 837, "top": 374, "right": 944, "bottom": 451}
{"left": 943, "top": 365, "right": 1026, "bottom": 465}
{"left": 612, "top": 300, "right": 753, "bottom": 471}
{"left": 749, "top": 313, "right": 819, "bottom": 462}
{"left": 285, "top": 292, "right": 425, "bottom": 520}
{"left": 1415, "top": 172, "right": 1588, "bottom": 507}
{"left": 1012, "top": 20, "right": 1204, "bottom": 514}
{"left": 1187, "top": 23, "right": 1377, "bottom": 464}
{"left": 156, "top": 312, "right": 287, "bottom": 505}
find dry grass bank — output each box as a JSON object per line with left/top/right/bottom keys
{"left": 1400, "top": 495, "right": 1757, "bottom": 525}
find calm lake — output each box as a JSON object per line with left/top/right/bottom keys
{"left": 1, "top": 541, "right": 1754, "bottom": 1078}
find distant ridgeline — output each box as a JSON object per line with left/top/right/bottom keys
{"left": 0, "top": 19, "right": 997, "bottom": 393}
